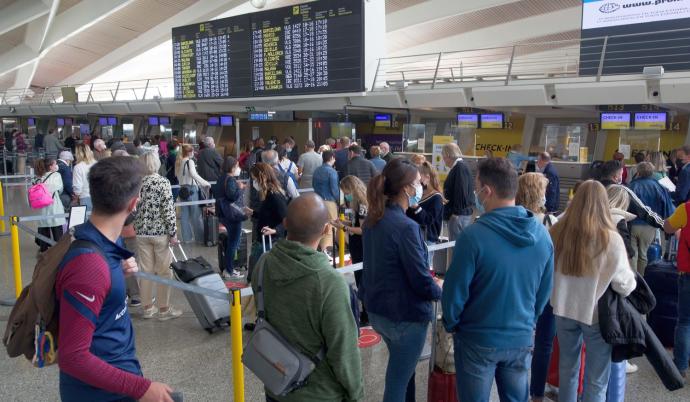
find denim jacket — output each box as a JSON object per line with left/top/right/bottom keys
{"left": 312, "top": 164, "right": 339, "bottom": 202}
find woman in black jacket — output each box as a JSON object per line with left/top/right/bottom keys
{"left": 406, "top": 161, "right": 445, "bottom": 243}
{"left": 214, "top": 156, "right": 248, "bottom": 280}
{"left": 246, "top": 163, "right": 288, "bottom": 269}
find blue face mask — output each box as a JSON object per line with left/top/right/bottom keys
{"left": 408, "top": 183, "right": 423, "bottom": 206}
{"left": 344, "top": 194, "right": 353, "bottom": 203}
{"left": 474, "top": 187, "right": 487, "bottom": 215}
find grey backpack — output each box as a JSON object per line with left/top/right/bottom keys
{"left": 242, "top": 256, "right": 326, "bottom": 396}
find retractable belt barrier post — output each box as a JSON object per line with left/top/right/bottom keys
{"left": 338, "top": 213, "right": 345, "bottom": 268}
{"left": 0, "top": 180, "right": 5, "bottom": 233}
{"left": 10, "top": 216, "right": 22, "bottom": 298}
{"left": 230, "top": 289, "right": 245, "bottom": 402}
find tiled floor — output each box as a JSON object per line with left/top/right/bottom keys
{"left": 1, "top": 185, "right": 689, "bottom": 401}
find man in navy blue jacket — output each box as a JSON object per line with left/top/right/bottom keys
{"left": 57, "top": 150, "right": 74, "bottom": 209}
{"left": 442, "top": 157, "right": 553, "bottom": 402}
{"left": 628, "top": 161, "right": 675, "bottom": 273}
{"left": 674, "top": 145, "right": 690, "bottom": 204}
{"left": 537, "top": 152, "right": 560, "bottom": 213}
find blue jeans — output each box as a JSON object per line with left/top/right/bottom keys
{"left": 674, "top": 274, "right": 690, "bottom": 372}
{"left": 530, "top": 303, "right": 556, "bottom": 398}
{"left": 448, "top": 214, "right": 473, "bottom": 241}
{"left": 454, "top": 335, "right": 532, "bottom": 402}
{"left": 555, "top": 316, "right": 612, "bottom": 402}
{"left": 223, "top": 221, "right": 242, "bottom": 273}
{"left": 369, "top": 313, "right": 428, "bottom": 402}
{"left": 179, "top": 187, "right": 203, "bottom": 242}
{"left": 79, "top": 196, "right": 92, "bottom": 212}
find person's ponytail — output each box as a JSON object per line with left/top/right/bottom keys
{"left": 365, "top": 174, "right": 386, "bottom": 227}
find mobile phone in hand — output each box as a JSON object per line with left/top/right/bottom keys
{"left": 170, "top": 391, "right": 183, "bottom": 402}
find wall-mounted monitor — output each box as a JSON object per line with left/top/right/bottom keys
{"left": 27, "top": 118, "right": 37, "bottom": 127}
{"left": 98, "top": 117, "right": 108, "bottom": 126}
{"left": 457, "top": 114, "right": 479, "bottom": 129}
{"left": 107, "top": 116, "right": 118, "bottom": 126}
{"left": 148, "top": 116, "right": 159, "bottom": 126}
{"left": 634, "top": 112, "right": 667, "bottom": 130}
{"left": 600, "top": 112, "right": 631, "bottom": 130}
{"left": 374, "top": 113, "right": 392, "bottom": 128}
{"left": 248, "top": 111, "right": 294, "bottom": 121}
{"left": 159, "top": 116, "right": 170, "bottom": 125}
{"left": 79, "top": 123, "right": 90, "bottom": 133}
{"left": 480, "top": 114, "right": 504, "bottom": 129}
{"left": 207, "top": 116, "right": 220, "bottom": 126}
{"left": 220, "top": 115, "right": 233, "bottom": 126}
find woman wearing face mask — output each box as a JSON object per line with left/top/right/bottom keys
{"left": 516, "top": 172, "right": 558, "bottom": 402}
{"left": 406, "top": 161, "right": 445, "bottom": 243}
{"left": 32, "top": 158, "right": 66, "bottom": 253}
{"left": 362, "top": 158, "right": 443, "bottom": 402}
{"left": 214, "top": 156, "right": 249, "bottom": 280}
{"left": 244, "top": 163, "right": 288, "bottom": 281}
{"left": 334, "top": 175, "right": 369, "bottom": 323}
{"left": 175, "top": 143, "right": 211, "bottom": 243}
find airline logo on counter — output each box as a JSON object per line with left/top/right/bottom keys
{"left": 582, "top": 0, "right": 690, "bottom": 30}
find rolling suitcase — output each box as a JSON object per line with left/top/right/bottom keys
{"left": 203, "top": 211, "right": 219, "bottom": 247}
{"left": 170, "top": 244, "right": 230, "bottom": 333}
{"left": 218, "top": 231, "right": 228, "bottom": 273}
{"left": 428, "top": 301, "right": 458, "bottom": 402}
{"left": 645, "top": 237, "right": 678, "bottom": 347}
{"left": 547, "top": 337, "right": 585, "bottom": 396}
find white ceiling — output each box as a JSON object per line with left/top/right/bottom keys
{"left": 0, "top": 0, "right": 584, "bottom": 91}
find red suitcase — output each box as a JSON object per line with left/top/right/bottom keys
{"left": 428, "top": 302, "right": 458, "bottom": 401}
{"left": 428, "top": 367, "right": 457, "bottom": 402}
{"left": 547, "top": 337, "right": 585, "bottom": 395}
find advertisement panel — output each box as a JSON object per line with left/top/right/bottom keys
{"left": 432, "top": 136, "right": 455, "bottom": 182}
{"left": 582, "top": 0, "right": 690, "bottom": 30}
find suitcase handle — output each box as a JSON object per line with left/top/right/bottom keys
{"left": 261, "top": 233, "right": 272, "bottom": 253}
{"left": 169, "top": 243, "right": 188, "bottom": 263}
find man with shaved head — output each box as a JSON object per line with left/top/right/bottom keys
{"left": 251, "top": 193, "right": 364, "bottom": 402}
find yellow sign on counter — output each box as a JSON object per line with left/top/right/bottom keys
{"left": 432, "top": 136, "right": 455, "bottom": 182}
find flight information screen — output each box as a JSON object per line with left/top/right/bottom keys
{"left": 172, "top": 0, "right": 364, "bottom": 100}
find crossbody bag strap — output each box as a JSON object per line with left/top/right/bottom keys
{"left": 254, "top": 254, "right": 327, "bottom": 363}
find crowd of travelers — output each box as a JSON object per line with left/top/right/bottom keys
{"left": 11, "top": 128, "right": 690, "bottom": 402}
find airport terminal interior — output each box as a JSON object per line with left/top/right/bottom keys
{"left": 2, "top": 0, "right": 690, "bottom": 401}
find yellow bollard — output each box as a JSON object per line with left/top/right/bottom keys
{"left": 0, "top": 180, "right": 5, "bottom": 233}
{"left": 10, "top": 216, "right": 22, "bottom": 298}
{"left": 338, "top": 213, "right": 345, "bottom": 267}
{"left": 230, "top": 289, "right": 245, "bottom": 402}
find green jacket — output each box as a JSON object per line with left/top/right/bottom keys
{"left": 252, "top": 239, "right": 363, "bottom": 402}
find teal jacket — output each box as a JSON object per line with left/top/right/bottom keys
{"left": 252, "top": 239, "right": 364, "bottom": 402}
{"left": 442, "top": 206, "right": 553, "bottom": 348}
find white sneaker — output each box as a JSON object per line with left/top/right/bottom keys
{"left": 222, "top": 270, "right": 243, "bottom": 280}
{"left": 625, "top": 361, "right": 639, "bottom": 374}
{"left": 157, "top": 306, "right": 183, "bottom": 321}
{"left": 142, "top": 306, "right": 158, "bottom": 319}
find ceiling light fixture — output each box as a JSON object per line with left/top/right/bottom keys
{"left": 250, "top": 0, "right": 267, "bottom": 9}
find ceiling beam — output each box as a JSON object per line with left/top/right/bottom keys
{"left": 386, "top": 0, "right": 523, "bottom": 32}
{"left": 388, "top": 6, "right": 582, "bottom": 57}
{"left": 59, "top": 0, "right": 247, "bottom": 86}
{"left": 0, "top": 0, "right": 50, "bottom": 37}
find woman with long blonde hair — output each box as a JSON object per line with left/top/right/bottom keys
{"left": 175, "top": 143, "right": 210, "bottom": 243}
{"left": 407, "top": 161, "right": 445, "bottom": 243}
{"left": 550, "top": 180, "right": 636, "bottom": 402}
{"left": 72, "top": 143, "right": 97, "bottom": 211}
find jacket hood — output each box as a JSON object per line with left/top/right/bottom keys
{"left": 263, "top": 239, "right": 331, "bottom": 286}
{"left": 611, "top": 207, "right": 636, "bottom": 222}
{"left": 475, "top": 206, "right": 541, "bottom": 247}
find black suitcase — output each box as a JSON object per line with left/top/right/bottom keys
{"left": 217, "top": 229, "right": 250, "bottom": 273}
{"left": 204, "top": 213, "right": 219, "bottom": 247}
{"left": 645, "top": 259, "right": 678, "bottom": 347}
{"left": 218, "top": 231, "right": 228, "bottom": 273}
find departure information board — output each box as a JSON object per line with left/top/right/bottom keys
{"left": 172, "top": 0, "right": 364, "bottom": 100}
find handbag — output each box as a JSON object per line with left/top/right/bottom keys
{"left": 242, "top": 255, "right": 326, "bottom": 396}
{"left": 218, "top": 177, "right": 247, "bottom": 223}
{"left": 178, "top": 160, "right": 196, "bottom": 201}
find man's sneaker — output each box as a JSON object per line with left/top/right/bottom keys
{"left": 625, "top": 361, "right": 639, "bottom": 374}
{"left": 129, "top": 298, "right": 142, "bottom": 308}
{"left": 142, "top": 306, "right": 158, "bottom": 319}
{"left": 222, "top": 270, "right": 243, "bottom": 280}
{"left": 158, "top": 306, "right": 183, "bottom": 321}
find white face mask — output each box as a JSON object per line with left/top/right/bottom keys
{"left": 252, "top": 180, "right": 261, "bottom": 191}
{"left": 232, "top": 166, "right": 241, "bottom": 177}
